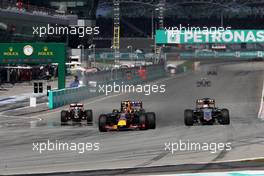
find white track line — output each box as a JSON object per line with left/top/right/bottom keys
{"left": 1, "top": 102, "right": 48, "bottom": 113}
{"left": 258, "top": 80, "right": 264, "bottom": 120}
{"left": 0, "top": 114, "right": 42, "bottom": 121}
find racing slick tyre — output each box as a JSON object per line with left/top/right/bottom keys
{"left": 85, "top": 110, "right": 93, "bottom": 124}
{"left": 220, "top": 109, "right": 230, "bottom": 125}
{"left": 139, "top": 114, "right": 148, "bottom": 130}
{"left": 146, "top": 112, "right": 156, "bottom": 129}
{"left": 61, "top": 110, "right": 68, "bottom": 123}
{"left": 99, "top": 115, "right": 107, "bottom": 132}
{"left": 184, "top": 109, "right": 194, "bottom": 126}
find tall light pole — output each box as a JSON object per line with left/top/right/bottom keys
{"left": 152, "top": 8, "right": 159, "bottom": 39}
{"left": 127, "top": 45, "right": 133, "bottom": 62}
{"left": 89, "top": 44, "right": 96, "bottom": 67}
{"left": 110, "top": 45, "right": 115, "bottom": 68}
{"left": 77, "top": 44, "right": 84, "bottom": 66}
{"left": 220, "top": 10, "right": 224, "bottom": 27}
{"left": 157, "top": 0, "right": 165, "bottom": 29}
{"left": 113, "top": 0, "right": 120, "bottom": 64}
{"left": 151, "top": 10, "right": 154, "bottom": 39}
{"left": 153, "top": 7, "right": 160, "bottom": 62}
{"left": 110, "top": 45, "right": 115, "bottom": 57}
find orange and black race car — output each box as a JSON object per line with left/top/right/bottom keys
{"left": 184, "top": 98, "right": 230, "bottom": 126}
{"left": 98, "top": 100, "right": 156, "bottom": 132}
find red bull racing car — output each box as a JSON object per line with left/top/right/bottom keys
{"left": 61, "top": 103, "right": 93, "bottom": 124}
{"left": 98, "top": 100, "right": 156, "bottom": 132}
{"left": 184, "top": 98, "right": 230, "bottom": 126}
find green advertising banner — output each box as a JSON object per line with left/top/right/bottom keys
{"left": 0, "top": 43, "right": 65, "bottom": 62}
{"left": 156, "top": 30, "right": 264, "bottom": 44}
{"left": 0, "top": 43, "right": 66, "bottom": 89}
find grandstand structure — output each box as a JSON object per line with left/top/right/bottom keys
{"left": 1, "top": 0, "right": 264, "bottom": 52}
{"left": 95, "top": 0, "right": 264, "bottom": 52}
{"left": 0, "top": 0, "right": 97, "bottom": 48}
{"left": 0, "top": 0, "right": 264, "bottom": 80}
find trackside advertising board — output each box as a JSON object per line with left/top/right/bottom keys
{"left": 156, "top": 30, "right": 264, "bottom": 44}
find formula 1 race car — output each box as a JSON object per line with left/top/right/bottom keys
{"left": 61, "top": 103, "right": 93, "bottom": 124}
{"left": 98, "top": 100, "right": 156, "bottom": 132}
{"left": 207, "top": 70, "right": 217, "bottom": 76}
{"left": 196, "top": 78, "right": 211, "bottom": 87}
{"left": 184, "top": 98, "right": 230, "bottom": 126}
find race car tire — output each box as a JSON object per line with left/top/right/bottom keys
{"left": 99, "top": 115, "right": 107, "bottom": 132}
{"left": 85, "top": 110, "right": 93, "bottom": 124}
{"left": 146, "top": 112, "right": 156, "bottom": 129}
{"left": 61, "top": 110, "right": 68, "bottom": 123}
{"left": 139, "top": 114, "right": 148, "bottom": 130}
{"left": 184, "top": 109, "right": 194, "bottom": 126}
{"left": 220, "top": 109, "right": 230, "bottom": 125}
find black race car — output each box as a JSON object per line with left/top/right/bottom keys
{"left": 197, "top": 78, "right": 211, "bottom": 87}
{"left": 98, "top": 100, "right": 156, "bottom": 132}
{"left": 61, "top": 103, "right": 93, "bottom": 124}
{"left": 184, "top": 98, "right": 230, "bottom": 126}
{"left": 207, "top": 70, "right": 217, "bottom": 75}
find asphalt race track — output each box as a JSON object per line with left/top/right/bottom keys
{"left": 1, "top": 61, "right": 264, "bottom": 175}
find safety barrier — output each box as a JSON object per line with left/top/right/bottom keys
{"left": 48, "top": 64, "right": 166, "bottom": 109}
{"left": 179, "top": 51, "right": 264, "bottom": 59}
{"left": 92, "top": 52, "right": 154, "bottom": 60}
{"left": 48, "top": 86, "right": 101, "bottom": 109}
